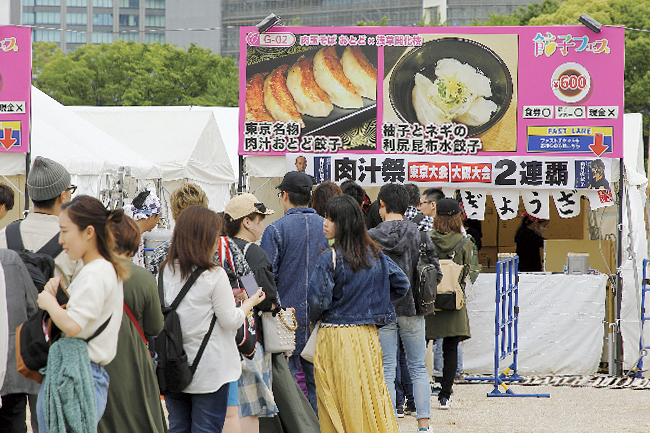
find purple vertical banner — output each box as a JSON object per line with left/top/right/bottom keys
{"left": 314, "top": 156, "right": 332, "bottom": 184}
{"left": 0, "top": 26, "right": 31, "bottom": 153}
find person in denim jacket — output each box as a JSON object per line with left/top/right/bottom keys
{"left": 307, "top": 194, "right": 409, "bottom": 433}
{"left": 260, "top": 171, "right": 328, "bottom": 414}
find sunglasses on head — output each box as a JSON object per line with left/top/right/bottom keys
{"left": 254, "top": 202, "right": 267, "bottom": 213}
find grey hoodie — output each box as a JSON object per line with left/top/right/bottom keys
{"left": 368, "top": 219, "right": 441, "bottom": 316}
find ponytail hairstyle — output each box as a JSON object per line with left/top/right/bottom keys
{"left": 61, "top": 195, "right": 129, "bottom": 280}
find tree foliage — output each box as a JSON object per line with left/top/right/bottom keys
{"left": 33, "top": 41, "right": 238, "bottom": 107}
{"left": 356, "top": 16, "right": 390, "bottom": 26}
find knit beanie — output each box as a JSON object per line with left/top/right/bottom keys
{"left": 27, "top": 157, "right": 71, "bottom": 201}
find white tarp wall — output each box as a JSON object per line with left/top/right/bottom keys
{"left": 71, "top": 108, "right": 236, "bottom": 214}
{"left": 618, "top": 113, "right": 649, "bottom": 371}
{"left": 0, "top": 88, "right": 162, "bottom": 199}
{"left": 464, "top": 274, "right": 607, "bottom": 375}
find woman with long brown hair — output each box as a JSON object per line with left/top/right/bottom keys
{"left": 36, "top": 195, "right": 129, "bottom": 431}
{"left": 307, "top": 194, "right": 409, "bottom": 433}
{"left": 160, "top": 206, "right": 265, "bottom": 433}
{"left": 425, "top": 198, "right": 479, "bottom": 410}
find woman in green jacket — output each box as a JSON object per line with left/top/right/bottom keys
{"left": 425, "top": 198, "right": 479, "bottom": 410}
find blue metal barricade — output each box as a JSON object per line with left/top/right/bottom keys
{"left": 467, "top": 255, "right": 549, "bottom": 398}
{"left": 633, "top": 259, "right": 650, "bottom": 377}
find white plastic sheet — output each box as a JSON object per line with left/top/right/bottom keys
{"left": 464, "top": 273, "right": 607, "bottom": 375}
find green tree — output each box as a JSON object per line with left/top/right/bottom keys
{"left": 33, "top": 41, "right": 238, "bottom": 107}
{"left": 32, "top": 42, "right": 64, "bottom": 76}
{"left": 356, "top": 16, "right": 390, "bottom": 26}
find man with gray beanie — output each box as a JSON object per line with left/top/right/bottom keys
{"left": 0, "top": 156, "right": 81, "bottom": 433}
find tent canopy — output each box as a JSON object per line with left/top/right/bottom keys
{"left": 71, "top": 108, "right": 235, "bottom": 185}
{"left": 0, "top": 87, "right": 162, "bottom": 180}
{"left": 72, "top": 107, "right": 236, "bottom": 210}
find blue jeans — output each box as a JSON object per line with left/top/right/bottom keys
{"left": 165, "top": 383, "right": 229, "bottom": 433}
{"left": 395, "top": 336, "right": 414, "bottom": 408}
{"left": 378, "top": 316, "right": 430, "bottom": 420}
{"left": 37, "top": 362, "right": 109, "bottom": 432}
{"left": 433, "top": 338, "right": 463, "bottom": 374}
{"left": 288, "top": 355, "right": 318, "bottom": 415}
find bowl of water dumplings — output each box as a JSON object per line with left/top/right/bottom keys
{"left": 389, "top": 37, "right": 513, "bottom": 137}
{"left": 245, "top": 45, "right": 377, "bottom": 138}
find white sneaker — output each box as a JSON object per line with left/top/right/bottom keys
{"left": 438, "top": 397, "right": 451, "bottom": 409}
{"left": 417, "top": 427, "right": 433, "bottom": 433}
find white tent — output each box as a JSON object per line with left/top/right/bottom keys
{"left": 0, "top": 88, "right": 162, "bottom": 199}
{"left": 71, "top": 107, "right": 236, "bottom": 212}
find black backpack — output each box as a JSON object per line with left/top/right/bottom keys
{"left": 154, "top": 267, "right": 216, "bottom": 394}
{"left": 6, "top": 220, "right": 63, "bottom": 296}
{"left": 413, "top": 231, "right": 439, "bottom": 316}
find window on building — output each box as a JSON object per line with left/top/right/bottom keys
{"left": 144, "top": 14, "right": 164, "bottom": 27}
{"left": 66, "top": 30, "right": 87, "bottom": 43}
{"left": 145, "top": 0, "right": 164, "bottom": 10}
{"left": 35, "top": 0, "right": 61, "bottom": 5}
{"left": 93, "top": 0, "right": 113, "bottom": 7}
{"left": 93, "top": 13, "right": 114, "bottom": 26}
{"left": 119, "top": 0, "right": 139, "bottom": 7}
{"left": 23, "top": 13, "right": 35, "bottom": 25}
{"left": 67, "top": 13, "right": 87, "bottom": 25}
{"left": 23, "top": 0, "right": 35, "bottom": 6}
{"left": 119, "top": 14, "right": 139, "bottom": 26}
{"left": 92, "top": 32, "right": 114, "bottom": 43}
{"left": 67, "top": 0, "right": 87, "bottom": 6}
{"left": 35, "top": 12, "right": 61, "bottom": 24}
{"left": 120, "top": 32, "right": 138, "bottom": 41}
{"left": 32, "top": 29, "right": 61, "bottom": 43}
{"left": 144, "top": 32, "right": 164, "bottom": 43}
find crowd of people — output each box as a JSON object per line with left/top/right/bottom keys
{"left": 0, "top": 156, "right": 489, "bottom": 433}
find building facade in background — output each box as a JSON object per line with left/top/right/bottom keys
{"left": 6, "top": 0, "right": 220, "bottom": 53}
{"left": 4, "top": 0, "right": 543, "bottom": 55}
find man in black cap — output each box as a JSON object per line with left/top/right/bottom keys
{"left": 260, "top": 171, "right": 327, "bottom": 415}
{"left": 0, "top": 156, "right": 82, "bottom": 433}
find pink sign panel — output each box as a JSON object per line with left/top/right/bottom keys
{"left": 239, "top": 25, "right": 624, "bottom": 159}
{"left": 0, "top": 26, "right": 30, "bottom": 153}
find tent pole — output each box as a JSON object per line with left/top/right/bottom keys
{"left": 238, "top": 155, "right": 246, "bottom": 194}
{"left": 614, "top": 158, "right": 624, "bottom": 376}
{"left": 24, "top": 152, "right": 31, "bottom": 217}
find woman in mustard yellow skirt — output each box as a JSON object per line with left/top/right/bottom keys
{"left": 308, "top": 195, "right": 409, "bottom": 433}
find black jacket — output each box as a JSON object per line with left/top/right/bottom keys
{"left": 368, "top": 219, "right": 441, "bottom": 316}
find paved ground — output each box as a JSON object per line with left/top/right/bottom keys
{"left": 27, "top": 381, "right": 650, "bottom": 432}
{"left": 397, "top": 382, "right": 650, "bottom": 433}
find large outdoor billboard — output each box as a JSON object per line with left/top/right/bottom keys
{"left": 0, "top": 26, "right": 31, "bottom": 153}
{"left": 239, "top": 25, "right": 624, "bottom": 160}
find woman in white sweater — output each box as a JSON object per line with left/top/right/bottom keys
{"left": 36, "top": 195, "right": 128, "bottom": 431}
{"left": 161, "top": 205, "right": 265, "bottom": 433}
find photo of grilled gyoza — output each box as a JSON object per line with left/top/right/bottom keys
{"left": 245, "top": 42, "right": 378, "bottom": 140}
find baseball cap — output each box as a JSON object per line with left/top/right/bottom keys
{"left": 225, "top": 193, "right": 274, "bottom": 221}
{"left": 276, "top": 171, "right": 313, "bottom": 194}
{"left": 436, "top": 198, "right": 462, "bottom": 216}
